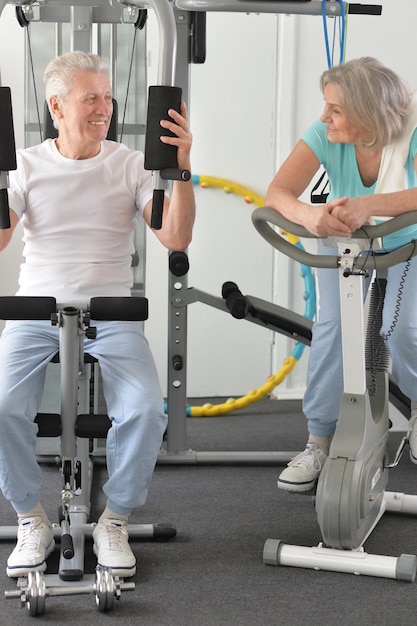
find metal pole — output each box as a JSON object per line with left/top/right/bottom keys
{"left": 129, "top": 0, "right": 178, "bottom": 196}
{"left": 174, "top": 0, "right": 361, "bottom": 16}
{"left": 0, "top": 0, "right": 8, "bottom": 86}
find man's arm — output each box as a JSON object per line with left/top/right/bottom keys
{"left": 0, "top": 209, "right": 19, "bottom": 252}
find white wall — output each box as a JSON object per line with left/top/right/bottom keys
{"left": 145, "top": 12, "right": 278, "bottom": 397}
{"left": 1, "top": 1, "right": 417, "bottom": 400}
{"left": 294, "top": 3, "right": 417, "bottom": 134}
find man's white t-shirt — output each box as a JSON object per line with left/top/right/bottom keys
{"left": 8, "top": 139, "right": 153, "bottom": 304}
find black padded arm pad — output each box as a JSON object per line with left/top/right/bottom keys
{"left": 76, "top": 414, "right": 112, "bottom": 438}
{"left": 0, "top": 87, "right": 17, "bottom": 171}
{"left": 0, "top": 296, "right": 57, "bottom": 320}
{"left": 144, "top": 85, "right": 182, "bottom": 171}
{"left": 90, "top": 297, "right": 148, "bottom": 321}
{"left": 0, "top": 87, "right": 17, "bottom": 230}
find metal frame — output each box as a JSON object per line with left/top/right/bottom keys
{"left": 0, "top": 302, "right": 173, "bottom": 607}
{"left": 163, "top": 0, "right": 381, "bottom": 464}
{"left": 0, "top": 0, "right": 386, "bottom": 468}
{"left": 0, "top": 1, "right": 179, "bottom": 610}
{"left": 174, "top": 0, "right": 381, "bottom": 16}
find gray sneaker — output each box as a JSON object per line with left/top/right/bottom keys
{"left": 7, "top": 517, "right": 55, "bottom": 578}
{"left": 278, "top": 443, "right": 328, "bottom": 492}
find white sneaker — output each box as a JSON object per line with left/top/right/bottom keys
{"left": 92, "top": 518, "right": 136, "bottom": 578}
{"left": 408, "top": 402, "right": 417, "bottom": 464}
{"left": 6, "top": 517, "right": 55, "bottom": 578}
{"left": 278, "top": 443, "right": 328, "bottom": 492}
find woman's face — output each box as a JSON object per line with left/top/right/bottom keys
{"left": 320, "top": 83, "right": 367, "bottom": 145}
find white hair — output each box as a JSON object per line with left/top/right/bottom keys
{"left": 44, "top": 51, "right": 110, "bottom": 128}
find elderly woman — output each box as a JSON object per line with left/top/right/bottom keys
{"left": 265, "top": 57, "right": 417, "bottom": 492}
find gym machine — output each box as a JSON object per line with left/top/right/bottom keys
{"left": 163, "top": 0, "right": 383, "bottom": 463}
{"left": 2, "top": 0, "right": 385, "bottom": 466}
{"left": 0, "top": 297, "right": 164, "bottom": 614}
{"left": 253, "top": 207, "right": 417, "bottom": 581}
{"left": 0, "top": 0, "right": 189, "bottom": 614}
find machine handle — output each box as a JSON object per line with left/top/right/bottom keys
{"left": 150, "top": 189, "right": 164, "bottom": 230}
{"left": 134, "top": 0, "right": 179, "bottom": 230}
{"left": 252, "top": 207, "right": 417, "bottom": 270}
{"left": 0, "top": 188, "right": 11, "bottom": 229}
{"left": 0, "top": 86, "right": 17, "bottom": 230}
{"left": 61, "top": 532, "right": 75, "bottom": 560}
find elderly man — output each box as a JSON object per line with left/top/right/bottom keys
{"left": 0, "top": 51, "right": 195, "bottom": 578}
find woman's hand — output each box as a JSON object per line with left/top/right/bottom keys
{"left": 327, "top": 196, "right": 372, "bottom": 231}
{"left": 302, "top": 201, "right": 353, "bottom": 238}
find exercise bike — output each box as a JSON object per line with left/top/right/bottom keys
{"left": 1, "top": 296, "right": 176, "bottom": 615}
{"left": 252, "top": 207, "right": 417, "bottom": 581}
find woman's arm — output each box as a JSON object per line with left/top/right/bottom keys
{"left": 329, "top": 152, "right": 417, "bottom": 230}
{"left": 265, "top": 139, "right": 352, "bottom": 238}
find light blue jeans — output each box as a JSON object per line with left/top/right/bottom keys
{"left": 303, "top": 242, "right": 417, "bottom": 437}
{"left": 0, "top": 319, "right": 167, "bottom": 515}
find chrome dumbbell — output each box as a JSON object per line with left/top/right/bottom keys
{"left": 5, "top": 566, "right": 135, "bottom": 616}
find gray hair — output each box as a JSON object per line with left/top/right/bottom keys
{"left": 44, "top": 51, "right": 110, "bottom": 128}
{"left": 320, "top": 57, "right": 412, "bottom": 149}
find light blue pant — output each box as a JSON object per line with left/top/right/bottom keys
{"left": 0, "top": 319, "right": 167, "bottom": 516}
{"left": 303, "top": 242, "right": 417, "bottom": 437}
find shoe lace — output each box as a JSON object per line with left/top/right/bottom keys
{"left": 102, "top": 522, "right": 128, "bottom": 553}
{"left": 17, "top": 519, "right": 43, "bottom": 552}
{"left": 287, "top": 445, "right": 325, "bottom": 472}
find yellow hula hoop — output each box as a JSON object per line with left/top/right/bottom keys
{"left": 187, "top": 175, "right": 311, "bottom": 417}
{"left": 189, "top": 356, "right": 298, "bottom": 417}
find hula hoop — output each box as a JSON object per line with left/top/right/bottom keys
{"left": 182, "top": 175, "right": 316, "bottom": 417}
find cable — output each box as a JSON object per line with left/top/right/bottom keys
{"left": 119, "top": 11, "right": 148, "bottom": 143}
{"left": 367, "top": 240, "right": 417, "bottom": 396}
{"left": 339, "top": 0, "right": 346, "bottom": 62}
{"left": 382, "top": 255, "right": 414, "bottom": 343}
{"left": 26, "top": 29, "right": 42, "bottom": 143}
{"left": 367, "top": 277, "right": 388, "bottom": 396}
{"left": 322, "top": 0, "right": 332, "bottom": 68}
{"left": 322, "top": 0, "right": 346, "bottom": 68}
{"left": 119, "top": 27, "right": 138, "bottom": 143}
{"left": 15, "top": 9, "right": 43, "bottom": 143}
{"left": 317, "top": 1, "right": 347, "bottom": 213}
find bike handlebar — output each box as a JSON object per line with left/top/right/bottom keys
{"left": 252, "top": 207, "right": 417, "bottom": 270}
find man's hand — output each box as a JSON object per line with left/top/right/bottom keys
{"left": 159, "top": 102, "right": 192, "bottom": 170}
